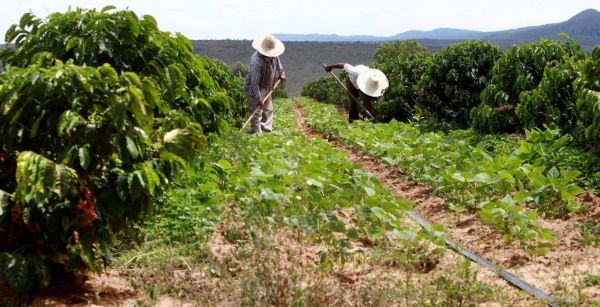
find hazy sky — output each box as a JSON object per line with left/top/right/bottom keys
{"left": 1, "top": 1, "right": 598, "bottom": 41}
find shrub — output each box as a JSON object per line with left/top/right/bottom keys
{"left": 0, "top": 6, "right": 238, "bottom": 296}
{"left": 301, "top": 75, "right": 346, "bottom": 107}
{"left": 417, "top": 41, "right": 502, "bottom": 129}
{"left": 373, "top": 39, "right": 429, "bottom": 63}
{"left": 374, "top": 52, "right": 432, "bottom": 122}
{"left": 470, "top": 38, "right": 585, "bottom": 133}
{"left": 573, "top": 46, "right": 600, "bottom": 152}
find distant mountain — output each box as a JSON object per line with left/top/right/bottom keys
{"left": 391, "top": 28, "right": 483, "bottom": 40}
{"left": 274, "top": 9, "right": 600, "bottom": 52}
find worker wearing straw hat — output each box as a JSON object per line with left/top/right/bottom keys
{"left": 323, "top": 63, "right": 388, "bottom": 122}
{"left": 244, "top": 34, "right": 286, "bottom": 133}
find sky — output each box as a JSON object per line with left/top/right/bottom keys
{"left": 1, "top": 1, "right": 598, "bottom": 41}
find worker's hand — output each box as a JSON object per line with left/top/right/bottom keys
{"left": 258, "top": 100, "right": 265, "bottom": 108}
{"left": 279, "top": 75, "right": 286, "bottom": 83}
{"left": 324, "top": 65, "right": 332, "bottom": 73}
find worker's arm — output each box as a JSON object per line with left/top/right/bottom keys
{"left": 323, "top": 63, "right": 346, "bottom": 72}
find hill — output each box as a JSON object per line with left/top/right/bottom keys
{"left": 275, "top": 9, "right": 600, "bottom": 53}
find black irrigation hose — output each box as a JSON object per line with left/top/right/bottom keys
{"left": 404, "top": 210, "right": 558, "bottom": 307}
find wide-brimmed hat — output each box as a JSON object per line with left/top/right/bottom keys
{"left": 252, "top": 34, "right": 285, "bottom": 57}
{"left": 357, "top": 68, "right": 389, "bottom": 97}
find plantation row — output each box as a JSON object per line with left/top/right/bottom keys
{"left": 299, "top": 97, "right": 594, "bottom": 255}
{"left": 302, "top": 39, "right": 600, "bottom": 153}
{"left": 119, "top": 99, "right": 545, "bottom": 305}
{"left": 139, "top": 98, "right": 439, "bottom": 264}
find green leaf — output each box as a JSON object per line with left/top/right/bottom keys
{"left": 363, "top": 186, "right": 376, "bottom": 197}
{"left": 548, "top": 167, "right": 560, "bottom": 179}
{"left": 381, "top": 157, "right": 396, "bottom": 165}
{"left": 126, "top": 136, "right": 140, "bottom": 159}
{"left": 217, "top": 159, "right": 232, "bottom": 170}
{"left": 327, "top": 214, "right": 346, "bottom": 233}
{"left": 101, "top": 5, "right": 117, "bottom": 13}
{"left": 451, "top": 172, "right": 466, "bottom": 182}
{"left": 306, "top": 178, "right": 323, "bottom": 188}
{"left": 78, "top": 146, "right": 91, "bottom": 170}
{"left": 29, "top": 110, "right": 45, "bottom": 138}
{"left": 392, "top": 229, "right": 417, "bottom": 242}
{"left": 125, "top": 13, "right": 140, "bottom": 37}
{"left": 19, "top": 12, "right": 34, "bottom": 29}
{"left": 57, "top": 110, "right": 84, "bottom": 135}
{"left": 65, "top": 36, "right": 82, "bottom": 52}
{"left": 61, "top": 215, "right": 70, "bottom": 231}
{"left": 564, "top": 185, "right": 584, "bottom": 198}
{"left": 531, "top": 243, "right": 553, "bottom": 256}
{"left": 560, "top": 169, "right": 582, "bottom": 180}
{"left": 116, "top": 175, "right": 129, "bottom": 201}
{"left": 519, "top": 141, "right": 534, "bottom": 154}
{"left": 347, "top": 228, "right": 359, "bottom": 240}
{"left": 53, "top": 164, "right": 73, "bottom": 198}
{"left": 473, "top": 173, "right": 491, "bottom": 183}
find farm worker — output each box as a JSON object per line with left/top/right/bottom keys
{"left": 244, "top": 34, "right": 286, "bottom": 133}
{"left": 323, "top": 63, "right": 388, "bottom": 122}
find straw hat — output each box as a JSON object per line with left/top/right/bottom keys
{"left": 252, "top": 34, "right": 285, "bottom": 57}
{"left": 357, "top": 68, "right": 389, "bottom": 97}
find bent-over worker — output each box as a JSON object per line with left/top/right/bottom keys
{"left": 323, "top": 63, "right": 388, "bottom": 122}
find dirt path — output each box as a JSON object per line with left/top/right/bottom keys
{"left": 293, "top": 103, "right": 600, "bottom": 304}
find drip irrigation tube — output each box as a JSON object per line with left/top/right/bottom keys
{"left": 404, "top": 210, "right": 558, "bottom": 307}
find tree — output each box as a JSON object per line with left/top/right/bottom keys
{"left": 373, "top": 39, "right": 429, "bottom": 63}
{"left": 418, "top": 41, "right": 502, "bottom": 129}
{"left": 232, "top": 61, "right": 249, "bottom": 79}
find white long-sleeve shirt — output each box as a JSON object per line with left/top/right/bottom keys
{"left": 343, "top": 64, "right": 369, "bottom": 90}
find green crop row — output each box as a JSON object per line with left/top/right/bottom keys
{"left": 298, "top": 97, "right": 593, "bottom": 255}
{"left": 303, "top": 39, "right": 600, "bottom": 153}
{"left": 130, "top": 98, "right": 448, "bottom": 274}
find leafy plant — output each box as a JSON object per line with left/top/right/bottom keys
{"left": 0, "top": 6, "right": 235, "bottom": 134}
{"left": 471, "top": 37, "right": 586, "bottom": 133}
{"left": 299, "top": 97, "right": 592, "bottom": 253}
{"left": 417, "top": 40, "right": 502, "bottom": 129}
{"left": 0, "top": 6, "right": 240, "bottom": 295}
{"left": 573, "top": 46, "right": 600, "bottom": 152}
{"left": 374, "top": 52, "right": 432, "bottom": 122}
{"left": 301, "top": 75, "right": 347, "bottom": 107}
{"left": 373, "top": 39, "right": 429, "bottom": 63}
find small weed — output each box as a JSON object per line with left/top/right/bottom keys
{"left": 434, "top": 259, "right": 493, "bottom": 306}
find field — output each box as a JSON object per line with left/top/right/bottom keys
{"left": 24, "top": 98, "right": 599, "bottom": 306}
{"left": 2, "top": 7, "right": 599, "bottom": 307}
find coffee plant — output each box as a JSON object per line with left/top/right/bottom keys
{"left": 0, "top": 6, "right": 234, "bottom": 133}
{"left": 373, "top": 39, "right": 429, "bottom": 63}
{"left": 573, "top": 46, "right": 600, "bottom": 152}
{"left": 374, "top": 52, "right": 432, "bottom": 122}
{"left": 417, "top": 41, "right": 502, "bottom": 130}
{"left": 0, "top": 6, "right": 240, "bottom": 296}
{"left": 470, "top": 37, "right": 586, "bottom": 133}
{"left": 301, "top": 75, "right": 347, "bottom": 108}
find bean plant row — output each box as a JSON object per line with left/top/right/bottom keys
{"left": 298, "top": 97, "right": 587, "bottom": 255}
{"left": 146, "top": 98, "right": 450, "bottom": 270}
